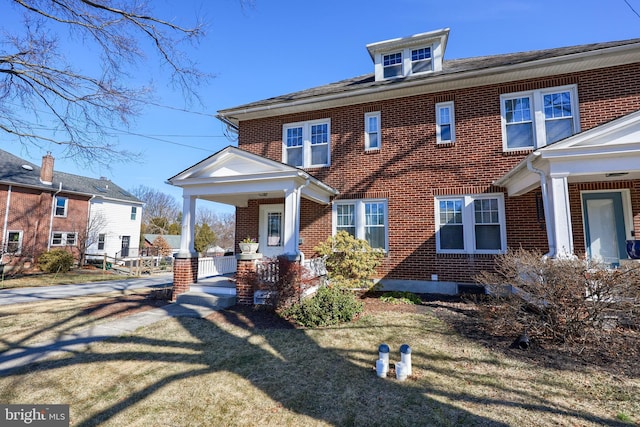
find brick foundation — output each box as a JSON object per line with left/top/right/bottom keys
{"left": 172, "top": 257, "right": 198, "bottom": 301}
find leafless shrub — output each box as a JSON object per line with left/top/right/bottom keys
{"left": 475, "top": 248, "right": 640, "bottom": 348}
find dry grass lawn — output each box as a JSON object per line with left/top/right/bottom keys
{"left": 0, "top": 296, "right": 638, "bottom": 426}
{"left": 0, "top": 269, "right": 121, "bottom": 289}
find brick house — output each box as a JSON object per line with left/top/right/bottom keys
{"left": 168, "top": 28, "right": 640, "bottom": 299}
{"left": 0, "top": 150, "right": 143, "bottom": 270}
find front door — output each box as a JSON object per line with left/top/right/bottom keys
{"left": 121, "top": 235, "right": 130, "bottom": 257}
{"left": 259, "top": 204, "right": 284, "bottom": 258}
{"left": 582, "top": 192, "right": 627, "bottom": 266}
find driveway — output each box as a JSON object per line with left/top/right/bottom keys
{"left": 0, "top": 274, "right": 173, "bottom": 306}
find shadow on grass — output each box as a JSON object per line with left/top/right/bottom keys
{"left": 0, "top": 302, "right": 632, "bottom": 426}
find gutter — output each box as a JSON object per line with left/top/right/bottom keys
{"left": 527, "top": 153, "right": 555, "bottom": 258}
{"left": 2, "top": 185, "right": 11, "bottom": 261}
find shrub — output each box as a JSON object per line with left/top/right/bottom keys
{"left": 314, "top": 231, "right": 383, "bottom": 289}
{"left": 380, "top": 291, "right": 422, "bottom": 305}
{"left": 475, "top": 248, "right": 640, "bottom": 346}
{"left": 281, "top": 285, "right": 364, "bottom": 327}
{"left": 38, "top": 249, "right": 74, "bottom": 273}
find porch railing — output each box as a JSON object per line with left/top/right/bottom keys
{"left": 255, "top": 257, "right": 327, "bottom": 285}
{"left": 197, "top": 255, "right": 237, "bottom": 279}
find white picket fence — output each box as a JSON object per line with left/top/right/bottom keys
{"left": 197, "top": 255, "right": 237, "bottom": 279}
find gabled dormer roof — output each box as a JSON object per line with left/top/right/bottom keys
{"left": 366, "top": 28, "right": 449, "bottom": 81}
{"left": 218, "top": 36, "right": 640, "bottom": 127}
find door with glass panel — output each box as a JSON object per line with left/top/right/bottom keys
{"left": 259, "top": 204, "right": 284, "bottom": 258}
{"left": 582, "top": 192, "right": 627, "bottom": 266}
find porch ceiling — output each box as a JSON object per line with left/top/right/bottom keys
{"left": 495, "top": 110, "right": 640, "bottom": 196}
{"left": 167, "top": 146, "right": 339, "bottom": 207}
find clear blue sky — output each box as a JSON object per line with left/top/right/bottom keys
{"left": 4, "top": 0, "right": 640, "bottom": 214}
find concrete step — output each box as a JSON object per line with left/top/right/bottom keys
{"left": 175, "top": 291, "right": 236, "bottom": 311}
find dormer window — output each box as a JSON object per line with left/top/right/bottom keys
{"left": 411, "top": 47, "right": 432, "bottom": 73}
{"left": 383, "top": 52, "right": 403, "bottom": 78}
{"left": 367, "top": 28, "right": 449, "bottom": 82}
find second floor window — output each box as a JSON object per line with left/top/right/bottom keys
{"left": 365, "top": 112, "right": 381, "bottom": 150}
{"left": 54, "top": 196, "right": 68, "bottom": 217}
{"left": 131, "top": 207, "right": 137, "bottom": 220}
{"left": 283, "top": 119, "right": 330, "bottom": 168}
{"left": 436, "top": 101, "right": 455, "bottom": 143}
{"left": 501, "top": 85, "right": 578, "bottom": 151}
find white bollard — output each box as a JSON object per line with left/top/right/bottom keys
{"left": 376, "top": 359, "right": 388, "bottom": 378}
{"left": 400, "top": 344, "right": 412, "bottom": 377}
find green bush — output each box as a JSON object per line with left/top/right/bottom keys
{"left": 380, "top": 291, "right": 422, "bottom": 305}
{"left": 314, "top": 231, "right": 383, "bottom": 289}
{"left": 281, "top": 285, "right": 364, "bottom": 327}
{"left": 38, "top": 249, "right": 74, "bottom": 273}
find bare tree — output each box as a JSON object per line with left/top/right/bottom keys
{"left": 0, "top": 0, "right": 208, "bottom": 167}
{"left": 75, "top": 211, "right": 108, "bottom": 266}
{"left": 130, "top": 185, "right": 179, "bottom": 234}
{"left": 197, "top": 207, "right": 235, "bottom": 250}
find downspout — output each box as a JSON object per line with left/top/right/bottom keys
{"left": 294, "top": 179, "right": 311, "bottom": 260}
{"left": 48, "top": 183, "right": 63, "bottom": 251}
{"left": 2, "top": 185, "right": 11, "bottom": 261}
{"left": 527, "top": 152, "right": 555, "bottom": 258}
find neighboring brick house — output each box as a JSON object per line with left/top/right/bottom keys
{"left": 0, "top": 150, "right": 143, "bottom": 269}
{"left": 168, "top": 28, "right": 640, "bottom": 298}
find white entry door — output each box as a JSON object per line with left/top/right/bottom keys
{"left": 259, "top": 204, "right": 284, "bottom": 258}
{"left": 582, "top": 192, "right": 627, "bottom": 266}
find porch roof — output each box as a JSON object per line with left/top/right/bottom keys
{"left": 495, "top": 109, "right": 640, "bottom": 196}
{"left": 166, "top": 146, "right": 339, "bottom": 207}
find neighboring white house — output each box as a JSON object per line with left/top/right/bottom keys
{"left": 87, "top": 197, "right": 143, "bottom": 258}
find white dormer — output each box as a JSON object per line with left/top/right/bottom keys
{"left": 366, "top": 28, "right": 450, "bottom": 82}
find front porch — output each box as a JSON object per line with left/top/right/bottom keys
{"left": 496, "top": 110, "right": 640, "bottom": 264}
{"left": 167, "top": 146, "right": 338, "bottom": 303}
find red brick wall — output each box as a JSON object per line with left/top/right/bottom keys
{"left": 0, "top": 186, "right": 90, "bottom": 264}
{"left": 234, "top": 64, "right": 640, "bottom": 283}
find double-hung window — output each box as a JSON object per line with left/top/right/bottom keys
{"left": 411, "top": 47, "right": 432, "bottom": 73}
{"left": 98, "top": 234, "right": 106, "bottom": 250}
{"left": 131, "top": 207, "right": 137, "bottom": 220}
{"left": 54, "top": 196, "right": 68, "bottom": 217}
{"left": 334, "top": 199, "right": 388, "bottom": 251}
{"left": 365, "top": 112, "right": 381, "bottom": 150}
{"left": 383, "top": 52, "right": 403, "bottom": 78}
{"left": 501, "top": 85, "right": 578, "bottom": 151}
{"left": 283, "top": 119, "right": 330, "bottom": 168}
{"left": 51, "top": 232, "right": 77, "bottom": 246}
{"left": 6, "top": 231, "right": 23, "bottom": 254}
{"left": 436, "top": 101, "right": 455, "bottom": 143}
{"left": 435, "top": 194, "right": 506, "bottom": 254}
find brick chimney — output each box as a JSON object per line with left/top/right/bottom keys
{"left": 40, "top": 152, "right": 54, "bottom": 184}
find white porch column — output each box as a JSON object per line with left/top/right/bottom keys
{"left": 282, "top": 188, "right": 298, "bottom": 256}
{"left": 547, "top": 174, "right": 574, "bottom": 258}
{"left": 178, "top": 195, "right": 197, "bottom": 257}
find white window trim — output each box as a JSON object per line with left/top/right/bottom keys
{"left": 282, "top": 118, "right": 331, "bottom": 168}
{"left": 51, "top": 231, "right": 77, "bottom": 246}
{"left": 54, "top": 196, "right": 68, "bottom": 217}
{"left": 436, "top": 101, "right": 455, "bottom": 144}
{"left": 500, "top": 84, "right": 579, "bottom": 152}
{"left": 364, "top": 111, "right": 381, "bottom": 151}
{"left": 434, "top": 194, "right": 507, "bottom": 255}
{"left": 332, "top": 199, "right": 389, "bottom": 252}
{"left": 6, "top": 230, "right": 23, "bottom": 255}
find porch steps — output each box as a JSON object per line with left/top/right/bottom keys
{"left": 175, "top": 291, "right": 236, "bottom": 311}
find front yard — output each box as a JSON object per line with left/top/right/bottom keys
{"left": 0, "top": 292, "right": 638, "bottom": 426}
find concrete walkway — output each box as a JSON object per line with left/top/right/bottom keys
{"left": 0, "top": 274, "right": 174, "bottom": 306}
{"left": 0, "top": 274, "right": 231, "bottom": 374}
